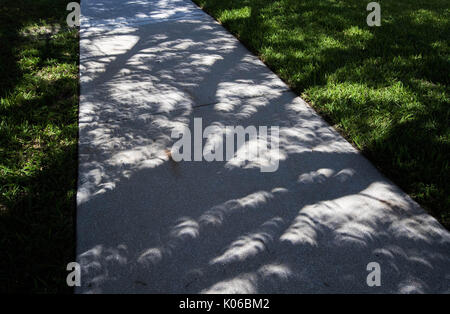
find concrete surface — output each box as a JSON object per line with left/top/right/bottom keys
{"left": 77, "top": 0, "right": 450, "bottom": 293}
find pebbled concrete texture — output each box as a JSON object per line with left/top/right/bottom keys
{"left": 77, "top": 0, "right": 450, "bottom": 293}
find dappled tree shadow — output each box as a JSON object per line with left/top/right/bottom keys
{"left": 194, "top": 0, "right": 450, "bottom": 227}
{"left": 76, "top": 0, "right": 450, "bottom": 293}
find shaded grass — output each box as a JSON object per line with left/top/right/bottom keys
{"left": 193, "top": 0, "right": 450, "bottom": 228}
{"left": 0, "top": 0, "right": 78, "bottom": 292}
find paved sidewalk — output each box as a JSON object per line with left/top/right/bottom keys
{"left": 77, "top": 0, "right": 449, "bottom": 293}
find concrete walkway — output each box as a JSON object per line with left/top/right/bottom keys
{"left": 77, "top": 0, "right": 449, "bottom": 293}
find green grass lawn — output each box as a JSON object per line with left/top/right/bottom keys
{"left": 193, "top": 0, "right": 450, "bottom": 228}
{"left": 0, "top": 0, "right": 78, "bottom": 292}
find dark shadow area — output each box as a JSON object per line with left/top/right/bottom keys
{"left": 77, "top": 0, "right": 449, "bottom": 293}
{"left": 0, "top": 0, "right": 79, "bottom": 293}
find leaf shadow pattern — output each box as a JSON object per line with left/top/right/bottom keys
{"left": 193, "top": 0, "right": 450, "bottom": 226}
{"left": 76, "top": 0, "right": 450, "bottom": 293}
